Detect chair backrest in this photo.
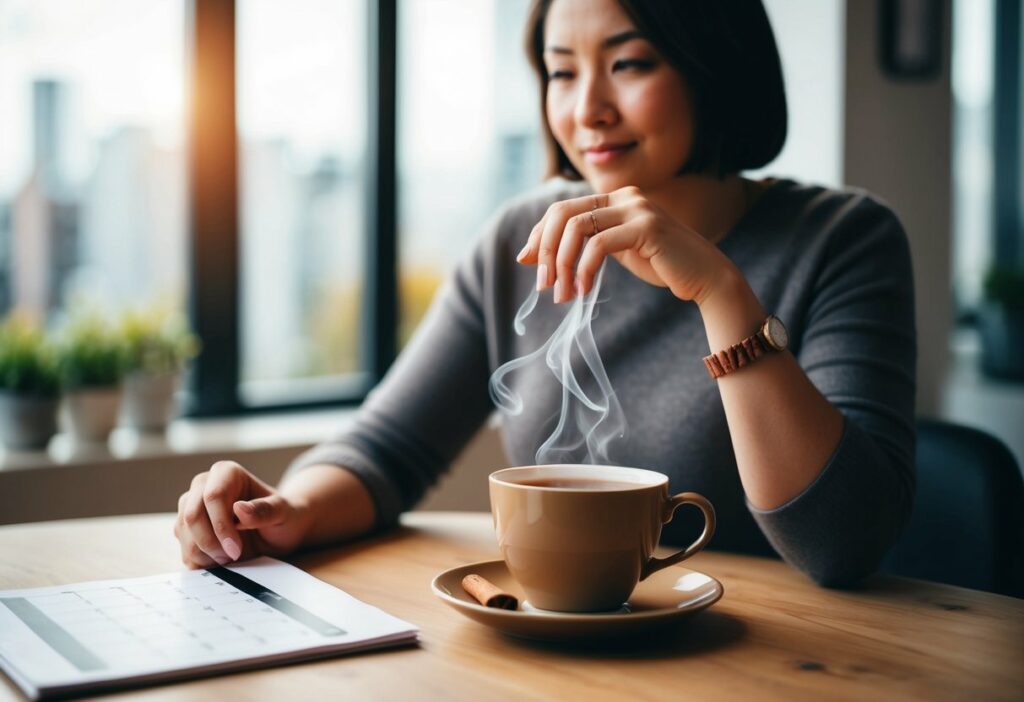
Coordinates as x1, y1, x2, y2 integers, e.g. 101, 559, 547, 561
881, 419, 1024, 598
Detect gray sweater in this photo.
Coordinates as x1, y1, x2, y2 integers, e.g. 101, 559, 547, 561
289, 177, 917, 587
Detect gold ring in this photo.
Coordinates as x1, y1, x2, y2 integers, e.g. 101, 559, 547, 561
589, 209, 599, 236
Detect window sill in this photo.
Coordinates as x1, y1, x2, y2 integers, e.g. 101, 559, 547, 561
0, 407, 358, 473
0, 408, 357, 526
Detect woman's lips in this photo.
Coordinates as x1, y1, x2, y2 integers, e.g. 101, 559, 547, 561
583, 142, 636, 165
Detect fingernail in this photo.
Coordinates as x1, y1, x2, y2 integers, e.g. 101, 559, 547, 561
222, 537, 241, 561
516, 244, 529, 262
553, 278, 564, 303
576, 279, 585, 298
214, 554, 231, 566
536, 264, 548, 291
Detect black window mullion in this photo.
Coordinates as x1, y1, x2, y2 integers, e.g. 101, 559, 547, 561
994, 0, 1022, 265
186, 0, 240, 416
364, 0, 398, 382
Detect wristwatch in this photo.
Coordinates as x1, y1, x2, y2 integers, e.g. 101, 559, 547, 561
703, 315, 788, 379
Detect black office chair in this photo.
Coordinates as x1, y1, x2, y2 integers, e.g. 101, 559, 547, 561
881, 419, 1024, 598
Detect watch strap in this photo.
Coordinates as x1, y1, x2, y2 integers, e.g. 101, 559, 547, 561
703, 330, 768, 379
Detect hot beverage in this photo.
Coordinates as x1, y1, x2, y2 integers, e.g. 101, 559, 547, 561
510, 477, 639, 490
489, 464, 715, 613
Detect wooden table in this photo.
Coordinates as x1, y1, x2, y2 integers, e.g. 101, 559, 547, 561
1, 512, 1021, 701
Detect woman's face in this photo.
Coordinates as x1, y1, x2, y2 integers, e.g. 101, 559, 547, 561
542, 0, 695, 193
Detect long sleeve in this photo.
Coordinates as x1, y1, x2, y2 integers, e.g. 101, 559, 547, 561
284, 211, 504, 529
283, 177, 919, 587
747, 194, 917, 586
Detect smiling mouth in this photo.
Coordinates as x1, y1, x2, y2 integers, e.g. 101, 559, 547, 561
583, 142, 637, 165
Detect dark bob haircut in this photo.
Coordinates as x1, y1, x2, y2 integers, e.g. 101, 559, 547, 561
524, 0, 788, 180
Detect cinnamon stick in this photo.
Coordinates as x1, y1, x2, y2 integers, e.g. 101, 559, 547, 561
461, 574, 518, 610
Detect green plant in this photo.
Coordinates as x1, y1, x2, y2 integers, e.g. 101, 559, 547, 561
119, 304, 199, 375
983, 267, 1024, 308
0, 316, 60, 397
57, 311, 128, 389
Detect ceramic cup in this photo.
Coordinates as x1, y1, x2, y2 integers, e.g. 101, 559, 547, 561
489, 464, 716, 613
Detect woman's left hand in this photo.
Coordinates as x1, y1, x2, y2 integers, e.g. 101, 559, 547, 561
516, 185, 733, 304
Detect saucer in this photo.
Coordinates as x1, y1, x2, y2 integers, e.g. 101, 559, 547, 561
431, 559, 723, 642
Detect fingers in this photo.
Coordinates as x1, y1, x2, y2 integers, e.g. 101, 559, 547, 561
576, 220, 644, 296
177, 460, 251, 566
554, 206, 621, 303
181, 473, 231, 565
538, 197, 601, 294
204, 461, 247, 561
173, 461, 278, 569
517, 194, 611, 290
534, 203, 569, 292
175, 491, 218, 569
233, 494, 289, 530
516, 220, 543, 264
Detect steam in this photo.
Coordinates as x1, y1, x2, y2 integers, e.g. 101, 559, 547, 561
489, 261, 627, 465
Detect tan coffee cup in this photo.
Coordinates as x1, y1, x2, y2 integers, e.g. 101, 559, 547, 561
489, 464, 716, 613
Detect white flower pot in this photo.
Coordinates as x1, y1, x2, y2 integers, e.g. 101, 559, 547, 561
0, 392, 59, 450
121, 371, 181, 432
62, 387, 123, 442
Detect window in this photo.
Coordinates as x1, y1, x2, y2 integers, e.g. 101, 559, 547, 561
951, 0, 996, 311
236, 0, 369, 406
396, 0, 541, 344
0, 0, 186, 323
187, 0, 392, 415
950, 0, 1023, 314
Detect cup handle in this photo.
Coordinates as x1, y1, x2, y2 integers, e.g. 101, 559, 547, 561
640, 492, 716, 580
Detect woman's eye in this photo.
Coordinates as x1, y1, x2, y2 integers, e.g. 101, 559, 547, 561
548, 69, 574, 81
612, 58, 655, 72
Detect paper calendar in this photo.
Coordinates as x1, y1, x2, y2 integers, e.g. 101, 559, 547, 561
0, 557, 418, 700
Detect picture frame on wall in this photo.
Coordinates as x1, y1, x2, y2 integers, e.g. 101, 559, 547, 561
879, 0, 944, 80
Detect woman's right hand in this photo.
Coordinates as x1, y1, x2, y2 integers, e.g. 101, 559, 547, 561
174, 461, 311, 569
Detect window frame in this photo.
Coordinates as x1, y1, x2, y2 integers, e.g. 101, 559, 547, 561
185, 0, 397, 417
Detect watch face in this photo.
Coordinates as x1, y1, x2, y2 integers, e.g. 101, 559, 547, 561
764, 316, 788, 350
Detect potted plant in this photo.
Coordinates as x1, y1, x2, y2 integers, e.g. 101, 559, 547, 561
118, 304, 199, 432
0, 316, 61, 450
978, 267, 1024, 381
56, 310, 128, 442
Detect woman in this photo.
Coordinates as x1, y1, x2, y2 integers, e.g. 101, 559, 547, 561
174, 0, 915, 586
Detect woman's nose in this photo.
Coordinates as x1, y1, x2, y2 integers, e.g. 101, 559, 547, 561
574, 75, 618, 128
